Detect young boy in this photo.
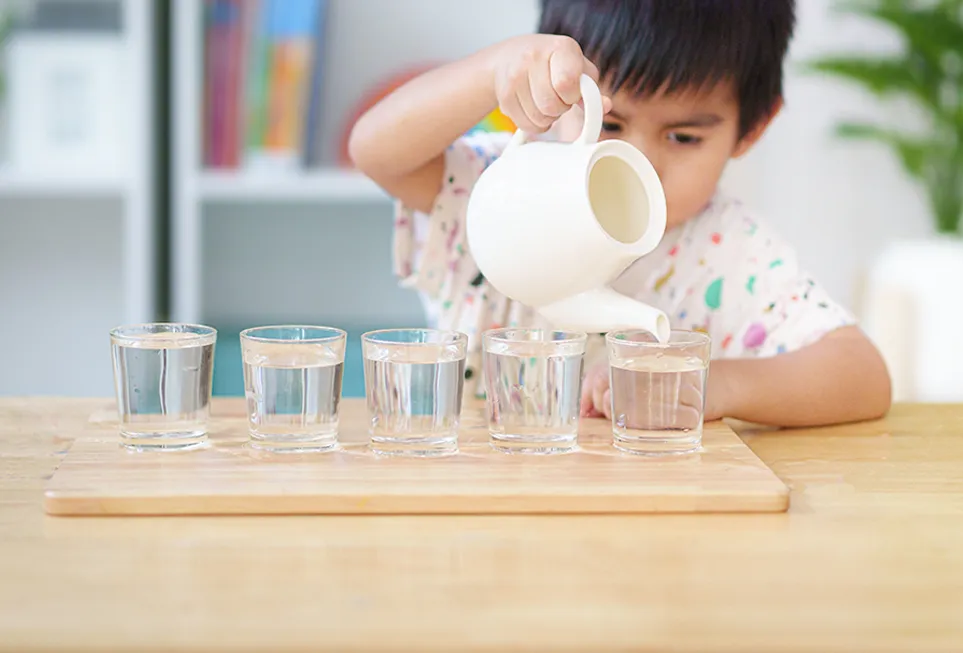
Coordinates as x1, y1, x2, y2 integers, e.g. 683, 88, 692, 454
349, 0, 892, 427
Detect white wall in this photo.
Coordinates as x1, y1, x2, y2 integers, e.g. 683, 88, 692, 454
721, 0, 933, 312
0, 199, 125, 395
316, 0, 540, 164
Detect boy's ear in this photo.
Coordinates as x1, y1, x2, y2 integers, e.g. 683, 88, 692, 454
733, 97, 783, 158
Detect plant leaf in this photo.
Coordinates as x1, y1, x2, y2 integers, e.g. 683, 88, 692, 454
805, 57, 935, 107
834, 122, 930, 178
839, 0, 963, 62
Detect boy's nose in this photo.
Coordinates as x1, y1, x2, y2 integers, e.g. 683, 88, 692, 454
632, 141, 663, 178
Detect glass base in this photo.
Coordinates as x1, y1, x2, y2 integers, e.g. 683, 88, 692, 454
248, 431, 339, 454
120, 429, 209, 452
369, 434, 458, 457
489, 431, 578, 455
613, 429, 702, 456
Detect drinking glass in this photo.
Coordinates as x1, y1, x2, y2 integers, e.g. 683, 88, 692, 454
110, 323, 216, 451
606, 330, 711, 455
240, 326, 346, 453
362, 328, 468, 457
483, 328, 587, 454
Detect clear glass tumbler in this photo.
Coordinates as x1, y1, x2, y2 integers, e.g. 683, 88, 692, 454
110, 323, 217, 451
483, 328, 587, 454
362, 328, 468, 457
240, 325, 346, 453
606, 329, 711, 455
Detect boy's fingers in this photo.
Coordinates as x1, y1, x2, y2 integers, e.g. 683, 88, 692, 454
530, 59, 569, 118
515, 76, 553, 132
592, 377, 609, 416
580, 390, 593, 416
680, 381, 704, 410
502, 93, 542, 134
498, 93, 528, 132
580, 371, 598, 415
581, 57, 600, 82
601, 389, 612, 419
549, 48, 586, 105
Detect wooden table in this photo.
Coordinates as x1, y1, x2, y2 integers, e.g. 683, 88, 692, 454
2, 398, 962, 652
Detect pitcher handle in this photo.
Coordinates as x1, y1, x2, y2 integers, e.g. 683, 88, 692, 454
505, 74, 604, 151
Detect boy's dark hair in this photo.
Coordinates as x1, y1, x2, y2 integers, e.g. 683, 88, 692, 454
539, 0, 796, 137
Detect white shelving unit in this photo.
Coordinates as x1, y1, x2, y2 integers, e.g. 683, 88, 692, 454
171, 0, 538, 396
0, 170, 127, 196
197, 169, 386, 203
0, 0, 156, 396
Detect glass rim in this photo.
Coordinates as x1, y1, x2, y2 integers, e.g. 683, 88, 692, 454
483, 327, 588, 345
361, 328, 468, 346
239, 324, 347, 344
605, 328, 710, 348
109, 322, 217, 346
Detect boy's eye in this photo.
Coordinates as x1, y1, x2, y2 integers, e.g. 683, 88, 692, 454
601, 121, 623, 133
667, 132, 702, 145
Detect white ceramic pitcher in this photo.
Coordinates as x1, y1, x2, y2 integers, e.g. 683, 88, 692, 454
465, 74, 670, 341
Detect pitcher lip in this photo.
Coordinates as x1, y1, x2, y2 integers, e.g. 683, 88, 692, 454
585, 139, 667, 256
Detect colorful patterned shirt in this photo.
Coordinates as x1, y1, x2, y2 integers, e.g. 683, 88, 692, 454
392, 132, 856, 398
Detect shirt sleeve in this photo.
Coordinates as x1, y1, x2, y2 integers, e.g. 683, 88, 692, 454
703, 206, 857, 358
392, 131, 510, 300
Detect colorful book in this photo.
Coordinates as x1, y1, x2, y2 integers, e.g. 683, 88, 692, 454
204, 0, 325, 171
248, 0, 320, 171
301, 0, 328, 167
203, 0, 241, 168
222, 0, 243, 168
243, 0, 270, 164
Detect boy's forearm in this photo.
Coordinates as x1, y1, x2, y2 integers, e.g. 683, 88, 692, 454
348, 46, 501, 180
707, 326, 892, 427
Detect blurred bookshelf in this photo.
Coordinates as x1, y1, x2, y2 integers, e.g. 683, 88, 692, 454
197, 168, 385, 202
171, 0, 538, 396
0, 169, 127, 196
0, 0, 157, 396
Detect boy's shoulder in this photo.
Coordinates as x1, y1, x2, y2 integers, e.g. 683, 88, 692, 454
681, 190, 795, 259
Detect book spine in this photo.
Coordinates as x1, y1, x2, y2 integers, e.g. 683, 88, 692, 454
235, 0, 256, 167
202, 0, 216, 167
244, 0, 271, 164
259, 0, 318, 169
301, 0, 327, 168
208, 0, 233, 168
222, 0, 242, 168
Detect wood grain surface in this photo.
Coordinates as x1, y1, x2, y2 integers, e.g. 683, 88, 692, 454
2, 398, 962, 652
44, 399, 788, 515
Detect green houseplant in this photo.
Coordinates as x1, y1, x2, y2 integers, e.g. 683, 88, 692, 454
805, 0, 963, 235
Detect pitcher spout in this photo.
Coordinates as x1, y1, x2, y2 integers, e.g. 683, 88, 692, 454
537, 287, 671, 342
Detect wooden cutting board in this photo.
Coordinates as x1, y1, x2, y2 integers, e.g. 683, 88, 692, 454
44, 399, 789, 515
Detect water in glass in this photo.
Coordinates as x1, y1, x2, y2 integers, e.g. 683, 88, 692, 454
241, 328, 345, 453
363, 330, 466, 457
111, 329, 215, 451
484, 330, 585, 454
609, 355, 708, 455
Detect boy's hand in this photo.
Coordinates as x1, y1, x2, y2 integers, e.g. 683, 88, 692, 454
491, 35, 612, 134
580, 363, 611, 418
581, 362, 715, 426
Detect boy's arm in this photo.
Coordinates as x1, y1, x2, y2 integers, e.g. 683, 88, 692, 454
706, 325, 892, 426
348, 35, 602, 213
347, 50, 495, 213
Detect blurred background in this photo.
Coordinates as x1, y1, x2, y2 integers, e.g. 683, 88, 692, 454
0, 0, 959, 402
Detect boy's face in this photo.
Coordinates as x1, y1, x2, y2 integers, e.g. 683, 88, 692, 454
556, 80, 771, 231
